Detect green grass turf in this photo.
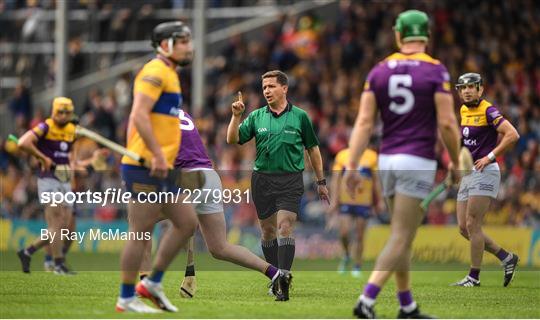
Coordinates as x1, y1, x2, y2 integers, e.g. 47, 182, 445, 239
0, 252, 539, 318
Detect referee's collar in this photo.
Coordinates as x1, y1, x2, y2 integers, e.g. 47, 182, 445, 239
266, 102, 292, 118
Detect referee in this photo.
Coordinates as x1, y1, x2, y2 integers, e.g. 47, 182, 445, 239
227, 70, 329, 301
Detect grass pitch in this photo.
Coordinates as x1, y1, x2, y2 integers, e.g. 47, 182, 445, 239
0, 251, 539, 318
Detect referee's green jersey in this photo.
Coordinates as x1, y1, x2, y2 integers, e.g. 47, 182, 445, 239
238, 104, 319, 173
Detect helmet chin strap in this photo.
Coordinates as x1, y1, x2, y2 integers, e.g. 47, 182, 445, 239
464, 98, 481, 107
156, 37, 191, 67
157, 38, 182, 65
157, 38, 174, 57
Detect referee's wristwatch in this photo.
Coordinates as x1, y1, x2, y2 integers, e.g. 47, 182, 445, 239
316, 179, 327, 186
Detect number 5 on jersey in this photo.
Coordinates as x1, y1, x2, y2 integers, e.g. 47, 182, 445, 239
389, 74, 414, 114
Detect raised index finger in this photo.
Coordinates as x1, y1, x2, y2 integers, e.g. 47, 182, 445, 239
238, 91, 243, 103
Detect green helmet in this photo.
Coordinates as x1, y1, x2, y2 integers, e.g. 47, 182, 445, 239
394, 10, 430, 43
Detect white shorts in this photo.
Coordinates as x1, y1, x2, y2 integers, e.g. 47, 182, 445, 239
37, 177, 73, 207
457, 163, 500, 201
378, 154, 437, 199
188, 168, 224, 215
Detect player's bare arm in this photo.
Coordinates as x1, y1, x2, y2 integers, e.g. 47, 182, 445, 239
130, 92, 168, 178
474, 120, 519, 171
18, 129, 54, 171
345, 91, 377, 194
435, 92, 461, 182
71, 147, 109, 172
328, 169, 341, 214
306, 146, 329, 204
227, 91, 245, 144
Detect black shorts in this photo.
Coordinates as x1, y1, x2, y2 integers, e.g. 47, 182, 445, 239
251, 171, 304, 220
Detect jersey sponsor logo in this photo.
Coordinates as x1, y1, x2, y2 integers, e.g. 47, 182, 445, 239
53, 151, 69, 158
60, 141, 68, 151
387, 59, 420, 69
463, 139, 477, 146
257, 128, 268, 133
284, 130, 297, 135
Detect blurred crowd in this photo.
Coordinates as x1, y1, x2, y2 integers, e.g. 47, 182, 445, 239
0, 0, 296, 91
1, 0, 539, 228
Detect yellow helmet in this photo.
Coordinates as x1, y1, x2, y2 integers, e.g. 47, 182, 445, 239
52, 97, 74, 116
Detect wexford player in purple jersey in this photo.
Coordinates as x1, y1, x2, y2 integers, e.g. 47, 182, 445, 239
451, 73, 520, 288
344, 10, 461, 318
16, 97, 96, 275
140, 110, 287, 299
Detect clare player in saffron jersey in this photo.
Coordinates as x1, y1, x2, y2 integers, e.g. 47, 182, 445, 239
329, 146, 383, 278
116, 21, 198, 314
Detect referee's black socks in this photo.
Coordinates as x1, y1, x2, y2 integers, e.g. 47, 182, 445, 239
261, 238, 279, 267
278, 237, 295, 271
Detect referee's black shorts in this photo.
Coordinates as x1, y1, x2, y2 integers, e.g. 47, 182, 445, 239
251, 171, 304, 220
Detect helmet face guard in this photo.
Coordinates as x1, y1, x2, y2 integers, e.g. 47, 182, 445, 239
456, 73, 483, 107
455, 73, 483, 91
52, 97, 74, 116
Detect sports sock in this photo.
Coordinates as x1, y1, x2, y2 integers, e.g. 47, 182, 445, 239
468, 268, 480, 281
185, 265, 195, 277
148, 269, 165, 283
54, 257, 65, 266
120, 283, 135, 299
261, 238, 278, 266
496, 248, 510, 262
360, 283, 381, 306
278, 237, 295, 270
45, 254, 52, 262
397, 290, 417, 313
264, 264, 279, 280
62, 242, 72, 255
24, 245, 37, 256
